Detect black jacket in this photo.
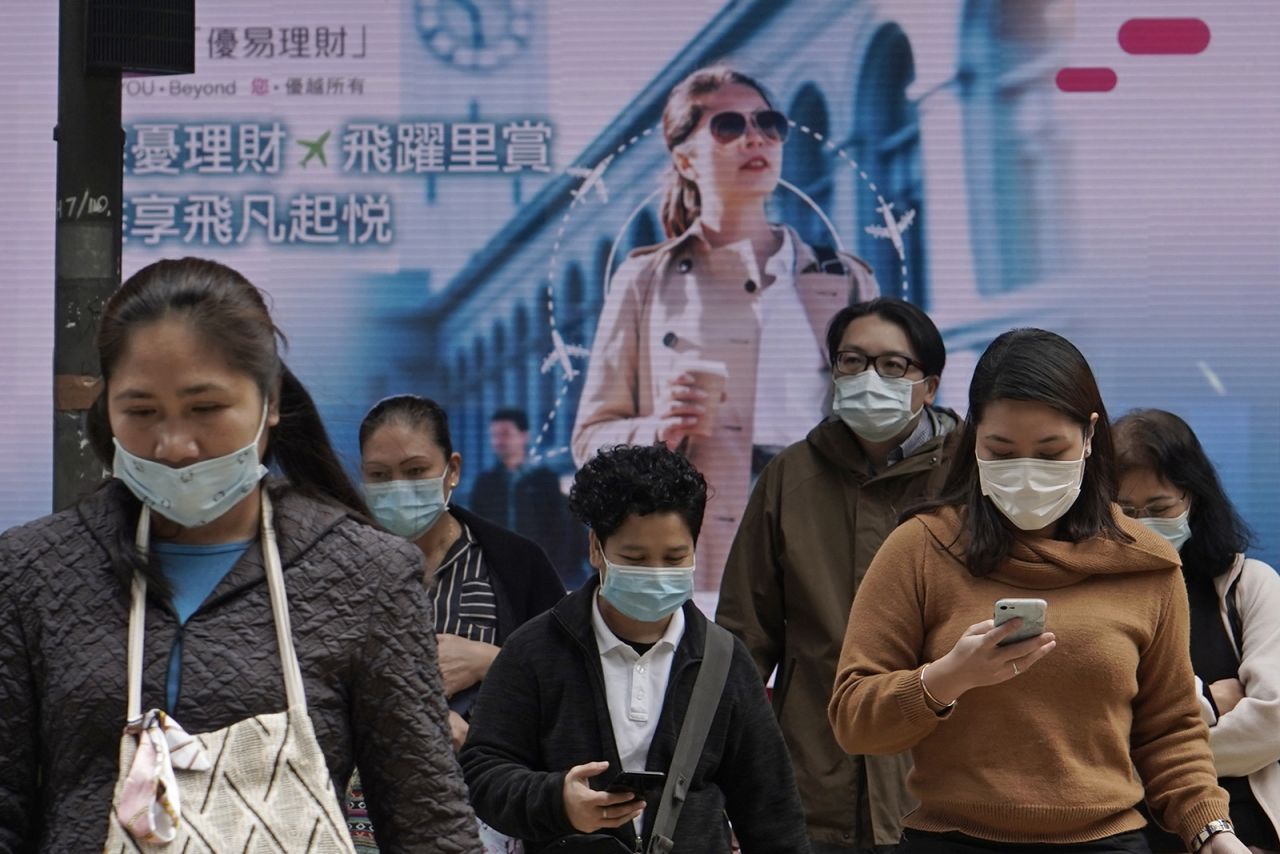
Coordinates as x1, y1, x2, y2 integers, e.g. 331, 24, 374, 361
449, 505, 565, 643
0, 480, 480, 853
460, 579, 809, 854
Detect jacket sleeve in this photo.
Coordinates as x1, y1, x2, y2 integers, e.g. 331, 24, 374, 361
460, 634, 576, 842
1209, 558, 1280, 776
715, 467, 784, 682
1131, 570, 1229, 849
716, 643, 811, 854
570, 255, 666, 465
0, 542, 35, 854
351, 544, 482, 854
829, 520, 948, 755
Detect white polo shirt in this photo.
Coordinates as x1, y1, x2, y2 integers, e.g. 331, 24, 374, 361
590, 592, 687, 773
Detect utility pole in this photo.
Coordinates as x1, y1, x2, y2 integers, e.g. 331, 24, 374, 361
52, 0, 123, 510
51, 0, 193, 510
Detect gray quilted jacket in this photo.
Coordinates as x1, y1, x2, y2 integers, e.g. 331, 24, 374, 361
0, 480, 481, 853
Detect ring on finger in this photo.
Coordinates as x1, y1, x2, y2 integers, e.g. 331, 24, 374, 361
602, 806, 609, 819
1012, 661, 1020, 676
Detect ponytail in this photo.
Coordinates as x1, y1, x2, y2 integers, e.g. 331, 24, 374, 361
269, 364, 371, 519
659, 171, 701, 239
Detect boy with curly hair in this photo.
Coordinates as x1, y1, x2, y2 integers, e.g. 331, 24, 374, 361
461, 444, 809, 853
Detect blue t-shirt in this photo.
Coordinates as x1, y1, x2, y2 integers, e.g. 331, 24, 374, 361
151, 539, 252, 711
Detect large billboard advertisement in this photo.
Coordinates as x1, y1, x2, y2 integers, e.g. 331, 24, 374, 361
2, 1, 1277, 598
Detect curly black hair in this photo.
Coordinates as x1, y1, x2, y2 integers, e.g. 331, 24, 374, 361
569, 445, 708, 545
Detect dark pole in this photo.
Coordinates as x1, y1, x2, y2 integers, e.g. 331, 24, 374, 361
52, 0, 123, 510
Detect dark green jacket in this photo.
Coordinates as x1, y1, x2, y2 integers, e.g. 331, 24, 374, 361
716, 410, 960, 847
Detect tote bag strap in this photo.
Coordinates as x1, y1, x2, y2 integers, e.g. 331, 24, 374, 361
126, 490, 306, 722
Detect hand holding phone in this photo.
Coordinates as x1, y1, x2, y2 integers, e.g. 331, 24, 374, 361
920, 601, 1058, 705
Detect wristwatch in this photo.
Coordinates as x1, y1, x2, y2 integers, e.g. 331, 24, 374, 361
1192, 818, 1235, 850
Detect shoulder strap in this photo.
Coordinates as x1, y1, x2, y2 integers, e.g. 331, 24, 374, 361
1226, 570, 1245, 661
647, 621, 734, 854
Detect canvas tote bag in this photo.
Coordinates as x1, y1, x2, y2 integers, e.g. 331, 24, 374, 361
104, 492, 357, 853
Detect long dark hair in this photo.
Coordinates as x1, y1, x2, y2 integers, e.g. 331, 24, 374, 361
1114, 409, 1250, 582
909, 328, 1129, 577
359, 394, 453, 457
87, 257, 370, 593
659, 66, 775, 239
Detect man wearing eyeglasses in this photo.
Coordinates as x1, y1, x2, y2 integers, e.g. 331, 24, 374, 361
717, 298, 961, 853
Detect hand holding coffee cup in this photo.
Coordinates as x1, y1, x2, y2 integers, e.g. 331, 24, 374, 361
656, 358, 728, 448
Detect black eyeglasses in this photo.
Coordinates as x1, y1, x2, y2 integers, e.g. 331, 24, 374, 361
832, 350, 924, 379
708, 110, 790, 145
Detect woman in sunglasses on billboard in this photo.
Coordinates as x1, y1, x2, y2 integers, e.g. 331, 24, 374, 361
572, 66, 879, 592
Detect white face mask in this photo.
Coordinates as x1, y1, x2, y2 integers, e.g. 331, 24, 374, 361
1139, 509, 1192, 551
364, 473, 451, 541
113, 406, 270, 529
832, 372, 924, 442
976, 448, 1087, 531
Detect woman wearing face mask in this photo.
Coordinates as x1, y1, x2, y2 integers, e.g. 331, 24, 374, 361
460, 444, 808, 853
1113, 409, 1280, 854
571, 65, 879, 594
348, 395, 565, 852
718, 297, 961, 852
0, 258, 478, 851
830, 329, 1245, 854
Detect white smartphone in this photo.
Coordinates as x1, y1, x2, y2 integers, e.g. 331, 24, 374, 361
994, 598, 1047, 647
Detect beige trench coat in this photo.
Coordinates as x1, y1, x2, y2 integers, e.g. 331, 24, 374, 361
571, 221, 878, 591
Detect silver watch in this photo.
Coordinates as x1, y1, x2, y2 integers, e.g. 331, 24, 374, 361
1192, 818, 1235, 850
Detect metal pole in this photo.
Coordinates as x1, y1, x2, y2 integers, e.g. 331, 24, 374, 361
53, 0, 123, 510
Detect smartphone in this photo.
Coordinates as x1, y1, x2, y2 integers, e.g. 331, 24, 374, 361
994, 598, 1047, 647
605, 771, 666, 802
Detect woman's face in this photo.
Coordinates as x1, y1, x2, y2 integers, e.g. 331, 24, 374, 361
975, 399, 1096, 463
1118, 466, 1189, 520
107, 317, 277, 467
672, 83, 783, 208
361, 418, 460, 489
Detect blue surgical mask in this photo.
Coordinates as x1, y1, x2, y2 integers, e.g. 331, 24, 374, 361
365, 474, 450, 541
599, 556, 695, 623
1140, 509, 1192, 552
113, 406, 269, 529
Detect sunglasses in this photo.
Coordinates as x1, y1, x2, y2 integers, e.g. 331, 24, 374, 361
707, 110, 790, 145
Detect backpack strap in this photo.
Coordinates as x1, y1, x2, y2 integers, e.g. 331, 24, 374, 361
646, 622, 734, 854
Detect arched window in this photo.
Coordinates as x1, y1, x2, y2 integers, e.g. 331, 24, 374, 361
556, 263, 587, 451
780, 83, 834, 250
855, 24, 929, 307
960, 0, 1068, 294
513, 303, 531, 415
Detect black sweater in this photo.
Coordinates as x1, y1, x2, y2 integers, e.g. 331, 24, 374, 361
460, 578, 810, 854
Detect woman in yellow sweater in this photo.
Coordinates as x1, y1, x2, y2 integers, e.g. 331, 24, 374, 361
829, 328, 1244, 854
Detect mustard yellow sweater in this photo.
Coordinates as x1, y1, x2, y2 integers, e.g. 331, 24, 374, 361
829, 507, 1229, 850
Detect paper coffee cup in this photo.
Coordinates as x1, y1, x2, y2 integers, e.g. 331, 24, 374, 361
676, 357, 728, 437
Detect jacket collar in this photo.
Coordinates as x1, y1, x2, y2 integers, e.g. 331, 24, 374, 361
807, 407, 961, 479
657, 219, 825, 271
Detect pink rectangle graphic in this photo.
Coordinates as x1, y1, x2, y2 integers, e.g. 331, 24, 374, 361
1056, 68, 1118, 93
1119, 18, 1211, 55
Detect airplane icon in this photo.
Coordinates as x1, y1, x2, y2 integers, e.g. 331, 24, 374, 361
864, 200, 916, 262
297, 130, 331, 168
567, 154, 615, 204
540, 328, 590, 382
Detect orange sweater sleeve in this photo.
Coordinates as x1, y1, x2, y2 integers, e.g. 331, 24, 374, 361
1130, 568, 1230, 848
829, 519, 948, 755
